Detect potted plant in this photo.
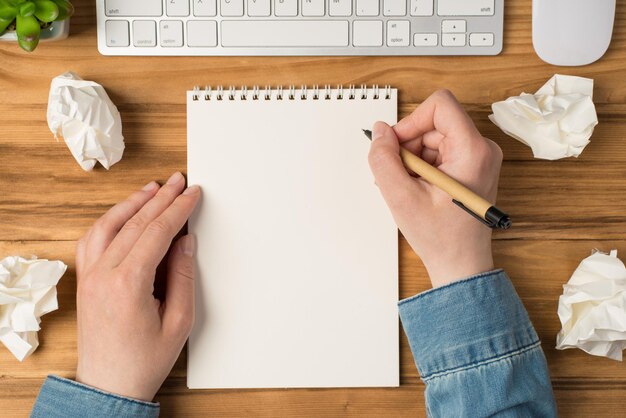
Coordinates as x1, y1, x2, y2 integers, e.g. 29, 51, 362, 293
0, 0, 73, 52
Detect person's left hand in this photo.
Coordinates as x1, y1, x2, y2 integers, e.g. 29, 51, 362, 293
75, 172, 201, 401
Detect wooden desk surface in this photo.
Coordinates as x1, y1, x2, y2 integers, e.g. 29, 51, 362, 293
2, 1, 626, 416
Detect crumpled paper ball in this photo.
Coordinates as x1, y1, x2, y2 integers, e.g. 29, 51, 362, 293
47, 71, 125, 171
556, 250, 626, 361
0, 256, 67, 361
489, 74, 598, 160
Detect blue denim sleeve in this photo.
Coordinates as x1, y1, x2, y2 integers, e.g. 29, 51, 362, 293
31, 375, 159, 418
399, 270, 557, 417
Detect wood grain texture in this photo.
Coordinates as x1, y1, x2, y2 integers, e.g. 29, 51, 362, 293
2, 0, 626, 416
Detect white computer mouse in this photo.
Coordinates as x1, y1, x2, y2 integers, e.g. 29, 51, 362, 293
532, 0, 616, 66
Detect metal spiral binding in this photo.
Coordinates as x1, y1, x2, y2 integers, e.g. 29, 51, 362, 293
336, 85, 344, 99
360, 84, 368, 99
324, 84, 332, 99
192, 85, 393, 101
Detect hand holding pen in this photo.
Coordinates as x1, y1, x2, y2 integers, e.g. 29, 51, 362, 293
368, 90, 505, 288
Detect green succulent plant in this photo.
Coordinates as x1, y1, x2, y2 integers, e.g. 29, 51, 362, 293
0, 0, 73, 52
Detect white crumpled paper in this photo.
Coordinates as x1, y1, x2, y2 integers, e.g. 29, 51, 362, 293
490, 74, 598, 160
0, 256, 67, 361
47, 71, 125, 171
556, 250, 626, 361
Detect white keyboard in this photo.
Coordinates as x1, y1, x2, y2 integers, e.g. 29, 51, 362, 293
96, 0, 503, 56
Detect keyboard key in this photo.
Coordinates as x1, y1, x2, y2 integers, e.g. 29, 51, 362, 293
414, 33, 437, 46
194, 0, 217, 16
442, 33, 466, 46
187, 20, 218, 46
383, 0, 406, 17
275, 0, 298, 16
329, 0, 351, 16
105, 20, 129, 46
356, 0, 378, 16
387, 20, 409, 46
133, 20, 157, 47
221, 0, 244, 16
167, 0, 190, 16
469, 32, 494, 46
438, 0, 494, 16
248, 0, 270, 16
302, 0, 324, 16
410, 0, 433, 16
353, 20, 383, 46
442, 20, 466, 33
160, 20, 184, 46
105, 0, 162, 17
221, 21, 349, 46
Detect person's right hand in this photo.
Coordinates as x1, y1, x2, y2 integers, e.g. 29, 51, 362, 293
368, 90, 503, 288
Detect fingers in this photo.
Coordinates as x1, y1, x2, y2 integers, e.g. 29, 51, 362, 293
123, 186, 201, 275
368, 121, 425, 206
393, 89, 479, 142
420, 148, 441, 166
162, 234, 195, 338
83, 182, 160, 269
103, 172, 187, 267
400, 136, 423, 156
422, 130, 445, 151
402, 130, 445, 156
75, 228, 91, 281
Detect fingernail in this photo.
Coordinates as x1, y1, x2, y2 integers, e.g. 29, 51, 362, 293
142, 181, 158, 191
183, 185, 200, 195
166, 172, 184, 185
181, 234, 195, 257
372, 122, 386, 141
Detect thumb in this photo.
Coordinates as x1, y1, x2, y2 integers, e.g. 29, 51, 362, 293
163, 234, 195, 338
368, 121, 420, 204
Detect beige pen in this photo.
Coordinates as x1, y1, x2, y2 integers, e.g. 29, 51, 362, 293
363, 129, 511, 230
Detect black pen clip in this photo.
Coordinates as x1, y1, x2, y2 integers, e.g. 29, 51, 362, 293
452, 200, 496, 228
452, 200, 512, 230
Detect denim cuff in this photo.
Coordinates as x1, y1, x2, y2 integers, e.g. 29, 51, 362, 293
398, 270, 540, 381
31, 375, 159, 418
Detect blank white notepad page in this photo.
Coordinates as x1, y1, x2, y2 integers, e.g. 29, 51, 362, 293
187, 86, 399, 389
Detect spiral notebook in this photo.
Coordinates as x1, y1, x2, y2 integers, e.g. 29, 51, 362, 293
187, 85, 399, 389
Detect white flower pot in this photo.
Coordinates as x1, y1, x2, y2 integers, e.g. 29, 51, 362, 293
0, 18, 69, 42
